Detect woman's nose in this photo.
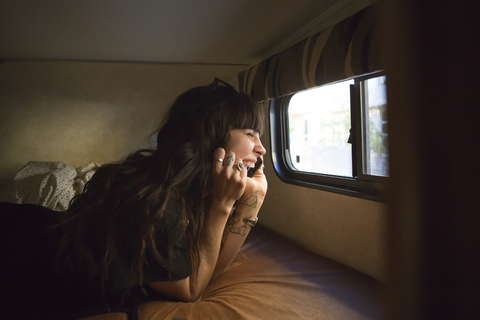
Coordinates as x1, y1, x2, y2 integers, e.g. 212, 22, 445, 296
255, 138, 266, 156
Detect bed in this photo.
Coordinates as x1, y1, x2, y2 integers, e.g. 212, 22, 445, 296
1, 162, 383, 320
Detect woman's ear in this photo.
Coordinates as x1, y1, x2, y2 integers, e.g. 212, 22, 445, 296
221, 132, 231, 149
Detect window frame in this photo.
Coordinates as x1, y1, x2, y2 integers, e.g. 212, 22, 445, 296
269, 71, 387, 202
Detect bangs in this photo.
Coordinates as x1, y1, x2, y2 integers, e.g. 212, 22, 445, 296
226, 95, 264, 135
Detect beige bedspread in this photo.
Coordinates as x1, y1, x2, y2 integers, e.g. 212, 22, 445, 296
84, 223, 382, 320
134, 225, 383, 320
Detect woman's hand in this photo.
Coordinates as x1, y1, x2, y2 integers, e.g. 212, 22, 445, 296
245, 157, 268, 199
207, 148, 248, 211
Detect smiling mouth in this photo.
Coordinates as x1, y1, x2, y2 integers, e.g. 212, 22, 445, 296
243, 160, 256, 167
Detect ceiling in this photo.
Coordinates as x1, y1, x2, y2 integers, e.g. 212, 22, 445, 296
0, 0, 359, 67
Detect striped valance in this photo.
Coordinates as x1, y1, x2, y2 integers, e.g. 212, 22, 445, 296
238, 5, 382, 101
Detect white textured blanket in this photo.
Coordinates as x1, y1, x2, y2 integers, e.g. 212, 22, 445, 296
0, 161, 99, 211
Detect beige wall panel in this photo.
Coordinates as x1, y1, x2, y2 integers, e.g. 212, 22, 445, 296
0, 60, 246, 185
259, 102, 387, 281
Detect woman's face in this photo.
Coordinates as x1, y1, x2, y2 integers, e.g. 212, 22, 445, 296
225, 129, 266, 167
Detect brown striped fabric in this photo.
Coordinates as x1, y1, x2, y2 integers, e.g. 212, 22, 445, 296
238, 5, 382, 101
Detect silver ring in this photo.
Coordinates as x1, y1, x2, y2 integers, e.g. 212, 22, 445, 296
217, 159, 223, 163
235, 162, 245, 171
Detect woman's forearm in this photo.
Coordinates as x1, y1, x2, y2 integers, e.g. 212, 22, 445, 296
213, 189, 264, 278
188, 202, 232, 300
149, 202, 231, 302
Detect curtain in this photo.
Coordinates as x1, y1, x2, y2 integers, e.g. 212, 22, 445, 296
238, 5, 382, 102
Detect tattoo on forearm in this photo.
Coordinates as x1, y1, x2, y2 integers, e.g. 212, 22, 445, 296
240, 190, 257, 208
226, 155, 234, 166
221, 210, 249, 249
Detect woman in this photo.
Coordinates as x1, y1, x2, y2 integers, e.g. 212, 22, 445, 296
0, 78, 267, 319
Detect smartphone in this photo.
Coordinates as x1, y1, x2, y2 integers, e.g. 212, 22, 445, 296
247, 157, 263, 178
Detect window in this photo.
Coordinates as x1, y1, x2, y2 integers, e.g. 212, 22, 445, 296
361, 76, 388, 177
270, 72, 387, 201
288, 79, 354, 177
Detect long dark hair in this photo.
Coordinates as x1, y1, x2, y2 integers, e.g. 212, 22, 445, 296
57, 81, 264, 297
